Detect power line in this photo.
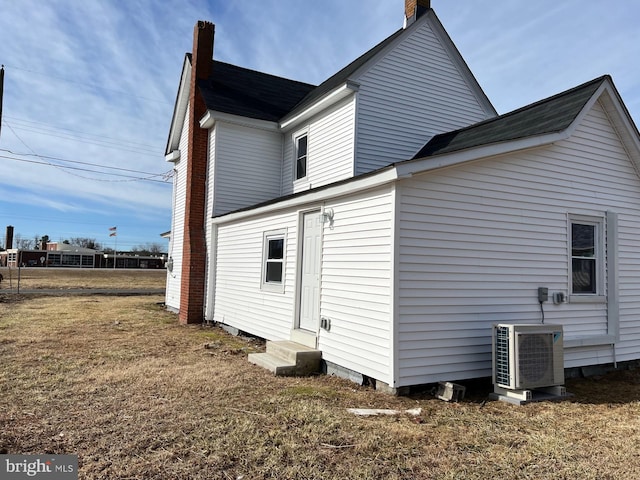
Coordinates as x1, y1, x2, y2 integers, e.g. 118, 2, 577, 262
0, 154, 172, 184
4, 64, 173, 105
0, 147, 163, 176
4, 115, 160, 150
7, 124, 160, 157
2, 123, 172, 183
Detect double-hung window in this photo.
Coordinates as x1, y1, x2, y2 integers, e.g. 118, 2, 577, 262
570, 216, 604, 296
295, 134, 308, 180
262, 230, 286, 292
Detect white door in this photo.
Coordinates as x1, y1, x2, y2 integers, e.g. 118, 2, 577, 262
298, 212, 321, 332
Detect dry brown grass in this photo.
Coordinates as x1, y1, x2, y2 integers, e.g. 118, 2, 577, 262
0, 267, 165, 290
1, 271, 640, 479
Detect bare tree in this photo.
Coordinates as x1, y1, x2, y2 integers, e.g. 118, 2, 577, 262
14, 234, 34, 249
65, 237, 103, 250
131, 242, 166, 255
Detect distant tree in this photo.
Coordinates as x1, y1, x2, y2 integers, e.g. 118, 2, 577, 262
63, 240, 70, 245
15, 234, 34, 249
65, 237, 103, 250
131, 242, 165, 255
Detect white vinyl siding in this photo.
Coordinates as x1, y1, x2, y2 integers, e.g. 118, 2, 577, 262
213, 122, 283, 216
213, 211, 299, 341
282, 97, 355, 195
165, 104, 190, 311
396, 100, 640, 386
318, 187, 394, 384
203, 124, 217, 316
355, 19, 492, 175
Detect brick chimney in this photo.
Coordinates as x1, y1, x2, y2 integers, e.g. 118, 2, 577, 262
179, 20, 214, 325
405, 0, 431, 27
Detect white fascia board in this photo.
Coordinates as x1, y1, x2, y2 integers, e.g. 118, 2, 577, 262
596, 82, 640, 174
165, 57, 191, 155
165, 150, 180, 163
349, 17, 425, 84
426, 10, 497, 117
212, 168, 398, 225
199, 109, 280, 132
279, 81, 359, 131
396, 131, 569, 178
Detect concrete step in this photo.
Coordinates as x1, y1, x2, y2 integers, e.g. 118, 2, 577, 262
248, 352, 298, 376
248, 340, 322, 376
266, 340, 322, 365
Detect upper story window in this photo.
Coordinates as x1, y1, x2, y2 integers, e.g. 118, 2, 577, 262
295, 134, 308, 180
570, 216, 604, 295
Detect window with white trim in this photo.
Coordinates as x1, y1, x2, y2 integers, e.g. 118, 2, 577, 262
262, 230, 286, 291
295, 134, 308, 180
570, 216, 604, 295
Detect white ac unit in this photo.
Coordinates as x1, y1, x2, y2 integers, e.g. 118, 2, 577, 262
492, 323, 564, 390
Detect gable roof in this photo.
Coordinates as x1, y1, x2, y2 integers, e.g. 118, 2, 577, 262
282, 9, 496, 125
196, 8, 495, 128
197, 58, 316, 122
288, 28, 406, 115
213, 74, 640, 224
414, 75, 608, 159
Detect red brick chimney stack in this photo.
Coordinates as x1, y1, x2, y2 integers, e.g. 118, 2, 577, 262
179, 20, 214, 325
405, 0, 431, 27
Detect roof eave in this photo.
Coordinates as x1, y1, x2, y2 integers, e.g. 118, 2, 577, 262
398, 131, 569, 178
165, 54, 192, 155
279, 81, 359, 131
595, 79, 640, 175
200, 109, 280, 132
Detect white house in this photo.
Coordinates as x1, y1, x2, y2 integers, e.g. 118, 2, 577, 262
164, 0, 640, 392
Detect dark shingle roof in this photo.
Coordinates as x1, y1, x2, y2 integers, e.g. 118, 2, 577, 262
198, 60, 316, 122
414, 75, 608, 159
197, 26, 404, 123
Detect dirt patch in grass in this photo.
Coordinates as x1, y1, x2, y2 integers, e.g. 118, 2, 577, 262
1, 295, 640, 479
0, 267, 165, 290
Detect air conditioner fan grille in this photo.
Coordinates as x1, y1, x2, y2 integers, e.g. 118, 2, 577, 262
518, 333, 554, 385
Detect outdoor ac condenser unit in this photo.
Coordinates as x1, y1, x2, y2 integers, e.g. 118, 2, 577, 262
492, 323, 564, 390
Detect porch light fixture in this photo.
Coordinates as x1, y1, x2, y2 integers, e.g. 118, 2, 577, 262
321, 208, 334, 225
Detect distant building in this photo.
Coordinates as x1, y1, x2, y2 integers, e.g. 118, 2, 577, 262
0, 242, 166, 269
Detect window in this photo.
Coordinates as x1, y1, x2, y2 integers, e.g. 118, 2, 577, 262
570, 216, 603, 295
262, 230, 286, 291
295, 134, 307, 180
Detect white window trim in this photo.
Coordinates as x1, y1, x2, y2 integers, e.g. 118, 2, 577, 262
293, 129, 309, 183
568, 214, 605, 299
261, 229, 287, 293
563, 211, 620, 348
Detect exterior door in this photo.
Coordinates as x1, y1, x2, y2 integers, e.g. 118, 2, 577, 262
298, 212, 321, 332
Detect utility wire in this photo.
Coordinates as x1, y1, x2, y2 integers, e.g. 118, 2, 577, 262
4, 115, 159, 150
7, 124, 160, 157
0, 153, 172, 183
0, 147, 162, 176
4, 64, 172, 105
3, 123, 171, 183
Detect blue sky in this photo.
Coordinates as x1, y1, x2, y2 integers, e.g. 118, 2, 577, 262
1, 0, 639, 251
